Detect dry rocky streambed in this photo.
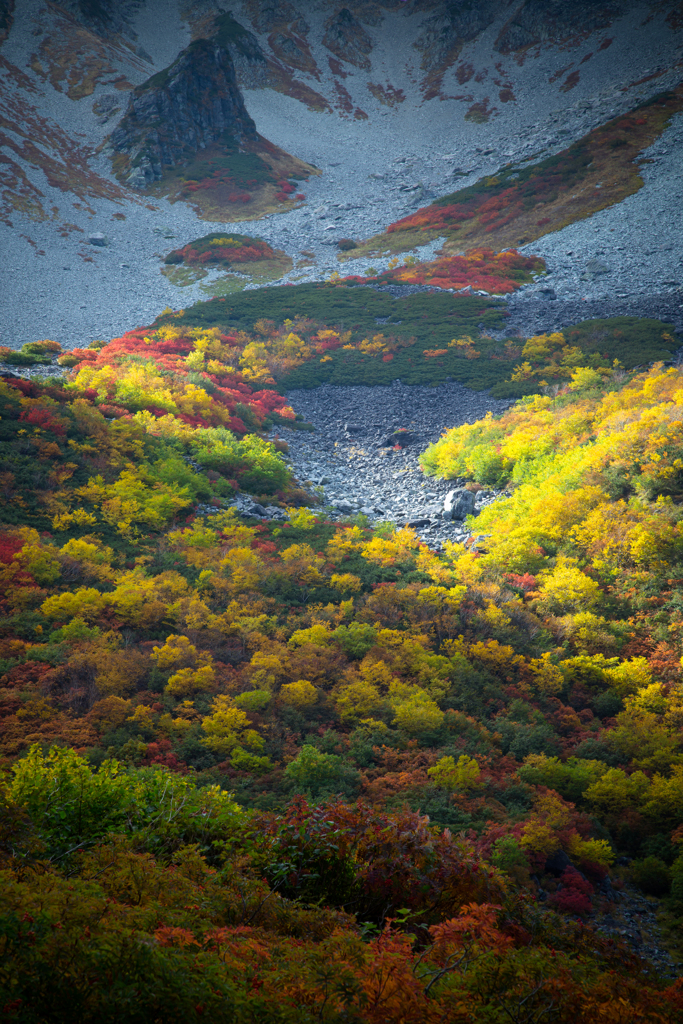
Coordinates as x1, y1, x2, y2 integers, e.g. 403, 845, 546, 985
228, 379, 512, 546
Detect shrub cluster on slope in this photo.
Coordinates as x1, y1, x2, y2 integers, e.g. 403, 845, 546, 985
55, 322, 301, 431
161, 232, 294, 293
349, 86, 683, 258
164, 232, 278, 267
0, 340, 61, 366
150, 286, 678, 397
498, 320, 679, 391
3, 356, 683, 1011
4, 370, 683, 1012
160, 137, 310, 217
365, 247, 546, 295
419, 364, 683, 905
0, 365, 300, 540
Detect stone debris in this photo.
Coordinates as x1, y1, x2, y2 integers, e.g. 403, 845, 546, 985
592, 886, 680, 977
253, 378, 512, 550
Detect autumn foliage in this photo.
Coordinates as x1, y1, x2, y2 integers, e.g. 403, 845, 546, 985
56, 320, 300, 431
2, 752, 683, 1023
164, 232, 278, 268
374, 248, 545, 295
4, 330, 683, 1014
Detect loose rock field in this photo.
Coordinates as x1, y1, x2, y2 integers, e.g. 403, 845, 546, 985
257, 379, 512, 547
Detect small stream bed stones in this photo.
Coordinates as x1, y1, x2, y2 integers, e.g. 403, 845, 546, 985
261, 379, 512, 548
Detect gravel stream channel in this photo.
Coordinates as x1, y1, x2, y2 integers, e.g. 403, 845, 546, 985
229, 377, 514, 547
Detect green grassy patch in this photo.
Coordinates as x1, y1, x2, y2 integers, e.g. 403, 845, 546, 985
164, 138, 274, 194
161, 264, 207, 288
198, 274, 252, 297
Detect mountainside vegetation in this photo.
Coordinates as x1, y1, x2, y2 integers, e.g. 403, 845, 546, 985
3, 2, 683, 1016
348, 85, 683, 259
3, 307, 683, 1017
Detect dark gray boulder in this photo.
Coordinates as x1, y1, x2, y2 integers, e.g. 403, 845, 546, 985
379, 429, 415, 449
544, 849, 571, 876
322, 8, 373, 70
443, 488, 477, 521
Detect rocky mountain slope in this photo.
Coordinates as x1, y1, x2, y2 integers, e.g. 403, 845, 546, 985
109, 32, 259, 189
0, 0, 681, 350
3, 6, 683, 998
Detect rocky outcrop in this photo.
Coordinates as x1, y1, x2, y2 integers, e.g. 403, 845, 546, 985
212, 13, 270, 79
414, 1, 499, 72
414, 0, 500, 97
60, 0, 140, 40
443, 488, 478, 521
0, 0, 14, 44
323, 8, 374, 70
378, 429, 416, 449
496, 0, 623, 52
213, 9, 326, 102
109, 34, 258, 188
241, 1, 315, 76
414, 0, 626, 96
246, 0, 308, 36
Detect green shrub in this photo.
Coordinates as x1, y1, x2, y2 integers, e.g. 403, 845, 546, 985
670, 855, 683, 901
284, 745, 359, 798
630, 856, 671, 896
332, 622, 377, 659
7, 744, 242, 860
234, 690, 272, 712
491, 835, 528, 874
518, 755, 608, 803
466, 444, 514, 486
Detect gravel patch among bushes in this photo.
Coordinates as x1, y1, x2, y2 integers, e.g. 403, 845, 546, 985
266, 379, 513, 549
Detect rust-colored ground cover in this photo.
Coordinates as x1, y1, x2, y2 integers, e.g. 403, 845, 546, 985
347, 85, 683, 260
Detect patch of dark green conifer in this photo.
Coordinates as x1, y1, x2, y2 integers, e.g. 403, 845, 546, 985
152, 286, 680, 397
